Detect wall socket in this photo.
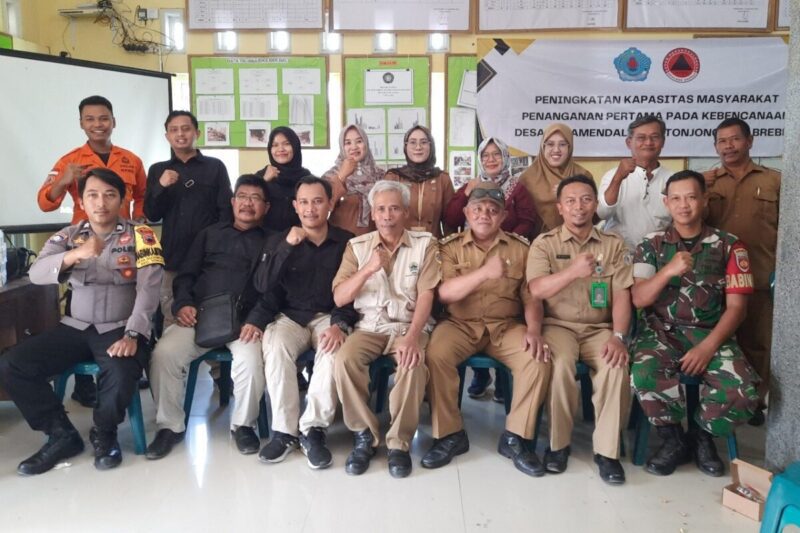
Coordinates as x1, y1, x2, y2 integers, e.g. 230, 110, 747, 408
136, 7, 159, 21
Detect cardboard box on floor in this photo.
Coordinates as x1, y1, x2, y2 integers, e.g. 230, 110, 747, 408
723, 459, 773, 521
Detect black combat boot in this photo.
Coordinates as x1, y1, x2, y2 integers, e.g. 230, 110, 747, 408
17, 412, 84, 476
645, 423, 691, 476
692, 429, 725, 477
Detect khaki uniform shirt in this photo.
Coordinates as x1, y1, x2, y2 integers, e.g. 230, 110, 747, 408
706, 161, 780, 290
526, 225, 633, 330
29, 218, 164, 337
384, 171, 456, 238
440, 229, 531, 345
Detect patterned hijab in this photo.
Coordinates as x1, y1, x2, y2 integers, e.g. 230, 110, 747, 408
392, 125, 442, 183
477, 137, 517, 199
322, 124, 384, 228
267, 126, 311, 185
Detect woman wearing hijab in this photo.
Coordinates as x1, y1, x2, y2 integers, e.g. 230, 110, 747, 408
519, 123, 594, 232
322, 124, 384, 236
384, 126, 455, 238
255, 126, 312, 231
444, 137, 538, 241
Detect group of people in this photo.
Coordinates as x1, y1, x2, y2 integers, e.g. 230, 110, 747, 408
0, 95, 779, 487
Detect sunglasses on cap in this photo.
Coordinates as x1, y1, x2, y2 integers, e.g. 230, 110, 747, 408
469, 187, 504, 203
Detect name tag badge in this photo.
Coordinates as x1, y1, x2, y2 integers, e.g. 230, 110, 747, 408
590, 281, 608, 309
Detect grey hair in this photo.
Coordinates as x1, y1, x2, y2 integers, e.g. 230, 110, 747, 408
627, 114, 666, 138
368, 180, 410, 208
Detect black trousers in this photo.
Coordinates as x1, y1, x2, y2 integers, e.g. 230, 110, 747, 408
0, 324, 148, 432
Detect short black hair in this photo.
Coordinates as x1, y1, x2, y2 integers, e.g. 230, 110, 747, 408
234, 174, 270, 202
627, 114, 666, 137
713, 118, 751, 142
78, 168, 126, 199
295, 176, 332, 199
665, 169, 706, 194
79, 95, 113, 116
557, 174, 598, 199
164, 110, 199, 130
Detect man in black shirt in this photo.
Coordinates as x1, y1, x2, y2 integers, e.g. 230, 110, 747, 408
145, 175, 269, 459
144, 110, 232, 328
246, 176, 357, 469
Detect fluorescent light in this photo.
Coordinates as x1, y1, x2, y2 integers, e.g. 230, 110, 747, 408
428, 33, 449, 52
215, 31, 237, 52
270, 31, 290, 52
321, 31, 341, 53
373, 33, 396, 53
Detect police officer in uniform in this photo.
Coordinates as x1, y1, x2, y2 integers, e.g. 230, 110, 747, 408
631, 170, 759, 477
527, 175, 632, 485
422, 182, 551, 477
0, 168, 163, 475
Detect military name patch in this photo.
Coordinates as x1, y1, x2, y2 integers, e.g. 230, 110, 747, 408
556, 254, 571, 260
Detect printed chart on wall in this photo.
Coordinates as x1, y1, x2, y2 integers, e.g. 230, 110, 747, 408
625, 0, 770, 30
777, 0, 790, 30
478, 0, 619, 31
189, 56, 328, 149
343, 56, 431, 169
332, 0, 470, 31
187, 0, 323, 30
446, 55, 477, 190
476, 37, 787, 158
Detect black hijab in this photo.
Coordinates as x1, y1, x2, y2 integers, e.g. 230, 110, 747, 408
392, 125, 442, 183
267, 126, 311, 185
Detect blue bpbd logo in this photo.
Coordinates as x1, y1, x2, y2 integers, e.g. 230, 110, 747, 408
614, 47, 651, 82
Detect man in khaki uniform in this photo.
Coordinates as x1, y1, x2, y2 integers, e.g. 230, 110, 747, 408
421, 182, 551, 477
527, 175, 633, 485
703, 117, 780, 424
333, 180, 440, 478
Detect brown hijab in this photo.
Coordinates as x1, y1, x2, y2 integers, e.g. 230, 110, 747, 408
520, 123, 593, 232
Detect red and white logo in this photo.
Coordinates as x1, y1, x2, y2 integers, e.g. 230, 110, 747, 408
663, 48, 700, 83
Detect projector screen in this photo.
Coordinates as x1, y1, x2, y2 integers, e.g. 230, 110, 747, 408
0, 49, 172, 231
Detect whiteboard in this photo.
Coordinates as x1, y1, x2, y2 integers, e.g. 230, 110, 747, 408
0, 50, 171, 230
332, 0, 470, 31
479, 0, 619, 31
187, 0, 323, 30
625, 0, 770, 30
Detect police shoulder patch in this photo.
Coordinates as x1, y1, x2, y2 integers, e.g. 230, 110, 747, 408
439, 232, 460, 245
48, 231, 68, 244
134, 224, 164, 268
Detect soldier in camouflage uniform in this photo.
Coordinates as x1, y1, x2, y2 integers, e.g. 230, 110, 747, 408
630, 170, 759, 478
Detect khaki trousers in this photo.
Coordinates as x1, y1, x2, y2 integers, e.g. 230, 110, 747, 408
737, 289, 773, 401
542, 324, 629, 459
159, 270, 177, 329
426, 319, 551, 439
334, 329, 429, 451
262, 313, 339, 436
149, 324, 263, 433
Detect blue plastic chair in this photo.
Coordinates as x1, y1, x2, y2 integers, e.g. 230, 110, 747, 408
631, 373, 739, 465
55, 362, 147, 455
761, 462, 800, 533
457, 353, 513, 414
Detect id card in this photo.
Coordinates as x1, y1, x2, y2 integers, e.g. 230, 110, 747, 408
590, 281, 608, 308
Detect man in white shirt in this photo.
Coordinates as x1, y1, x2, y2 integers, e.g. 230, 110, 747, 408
598, 115, 672, 250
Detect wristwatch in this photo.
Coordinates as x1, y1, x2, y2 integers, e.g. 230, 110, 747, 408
124, 330, 139, 340
333, 320, 353, 335
613, 331, 629, 345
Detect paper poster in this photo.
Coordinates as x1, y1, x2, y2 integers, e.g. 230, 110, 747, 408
195, 68, 234, 94
246, 121, 271, 147
479, 0, 619, 30
387, 134, 406, 160
347, 108, 386, 133
457, 70, 477, 109
196, 95, 235, 121
388, 108, 426, 134
449, 150, 475, 190
282, 68, 321, 95
291, 125, 314, 146
448, 107, 476, 147
204, 122, 230, 146
365, 69, 414, 105
367, 134, 387, 160
289, 95, 314, 124
239, 68, 278, 94
626, 0, 769, 29
240, 94, 279, 120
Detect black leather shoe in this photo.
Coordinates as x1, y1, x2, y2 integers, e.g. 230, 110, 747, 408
146, 428, 185, 460
421, 430, 469, 469
71, 374, 97, 408
345, 430, 376, 476
594, 454, 626, 485
388, 449, 412, 478
747, 406, 766, 427
645, 424, 691, 476
497, 430, 545, 477
90, 427, 122, 471
17, 415, 84, 476
232, 426, 260, 455
543, 446, 570, 474
692, 429, 725, 477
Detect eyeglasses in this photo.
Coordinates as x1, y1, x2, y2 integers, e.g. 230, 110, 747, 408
544, 141, 569, 150
234, 193, 266, 203
480, 151, 503, 161
632, 134, 663, 144
406, 140, 430, 148
469, 187, 504, 203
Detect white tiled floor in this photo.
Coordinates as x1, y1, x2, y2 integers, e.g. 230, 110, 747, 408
0, 372, 765, 533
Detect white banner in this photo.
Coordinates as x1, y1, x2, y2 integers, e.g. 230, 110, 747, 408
477, 38, 788, 158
